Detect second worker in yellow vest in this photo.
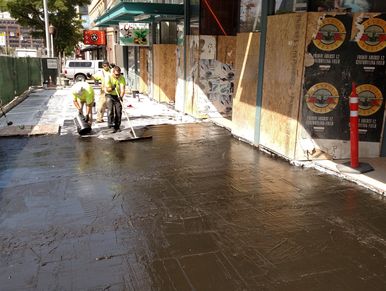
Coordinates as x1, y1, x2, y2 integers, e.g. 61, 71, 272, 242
105, 66, 126, 133
91, 60, 111, 123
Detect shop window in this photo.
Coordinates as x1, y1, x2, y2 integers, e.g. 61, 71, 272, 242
200, 0, 239, 36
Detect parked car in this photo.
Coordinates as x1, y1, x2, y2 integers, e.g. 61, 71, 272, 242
63, 59, 104, 82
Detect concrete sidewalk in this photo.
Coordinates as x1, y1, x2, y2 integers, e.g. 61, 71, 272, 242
1, 119, 386, 290
0, 86, 199, 137
298, 158, 386, 196
1, 86, 386, 196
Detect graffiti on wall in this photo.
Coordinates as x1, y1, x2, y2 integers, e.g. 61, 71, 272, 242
197, 59, 234, 117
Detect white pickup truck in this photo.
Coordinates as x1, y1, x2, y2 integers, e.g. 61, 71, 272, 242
63, 59, 104, 82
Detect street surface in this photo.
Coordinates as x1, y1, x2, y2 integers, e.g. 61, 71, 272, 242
0, 88, 385, 290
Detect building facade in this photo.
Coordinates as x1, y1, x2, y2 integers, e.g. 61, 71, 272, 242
87, 0, 386, 160
0, 12, 45, 56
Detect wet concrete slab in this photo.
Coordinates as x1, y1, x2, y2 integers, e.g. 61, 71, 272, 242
0, 123, 386, 290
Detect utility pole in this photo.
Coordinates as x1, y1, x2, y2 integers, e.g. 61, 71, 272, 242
43, 0, 51, 57
5, 24, 9, 55
49, 24, 54, 57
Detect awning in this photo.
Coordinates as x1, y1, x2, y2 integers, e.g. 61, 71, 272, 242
94, 1, 184, 27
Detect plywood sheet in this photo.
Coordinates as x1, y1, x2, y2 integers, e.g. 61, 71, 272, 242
231, 32, 260, 143
139, 47, 149, 94
260, 13, 307, 159
185, 35, 200, 116
153, 44, 177, 103
217, 36, 237, 65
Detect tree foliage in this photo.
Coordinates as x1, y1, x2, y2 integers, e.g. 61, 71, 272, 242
5, 0, 91, 55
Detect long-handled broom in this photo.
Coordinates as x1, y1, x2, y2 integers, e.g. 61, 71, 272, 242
116, 88, 152, 141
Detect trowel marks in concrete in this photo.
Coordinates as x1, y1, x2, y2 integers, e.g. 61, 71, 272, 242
0, 123, 385, 290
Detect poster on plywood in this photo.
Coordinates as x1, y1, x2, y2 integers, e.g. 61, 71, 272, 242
350, 14, 386, 142
199, 36, 216, 60
197, 59, 234, 117
302, 14, 353, 141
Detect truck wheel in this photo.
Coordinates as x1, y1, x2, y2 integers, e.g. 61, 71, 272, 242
75, 74, 86, 82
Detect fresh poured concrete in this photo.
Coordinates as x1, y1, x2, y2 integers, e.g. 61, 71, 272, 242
0, 123, 385, 290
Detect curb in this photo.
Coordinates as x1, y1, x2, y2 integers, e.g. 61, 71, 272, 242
300, 159, 386, 197
1, 86, 40, 115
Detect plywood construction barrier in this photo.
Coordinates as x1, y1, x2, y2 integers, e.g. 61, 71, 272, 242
298, 12, 386, 160
139, 47, 149, 94
217, 36, 237, 66
153, 44, 177, 103
182, 35, 237, 119
260, 13, 307, 159
196, 35, 236, 119
259, 12, 386, 160
185, 35, 200, 116
231, 32, 260, 143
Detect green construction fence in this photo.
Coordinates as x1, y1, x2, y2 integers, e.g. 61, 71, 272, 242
0, 56, 43, 106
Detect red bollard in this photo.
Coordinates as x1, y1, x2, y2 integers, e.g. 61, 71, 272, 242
337, 82, 373, 174
349, 83, 359, 168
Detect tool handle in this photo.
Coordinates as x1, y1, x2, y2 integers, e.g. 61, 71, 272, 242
116, 89, 137, 138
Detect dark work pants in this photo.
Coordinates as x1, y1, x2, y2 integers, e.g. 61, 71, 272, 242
106, 94, 122, 130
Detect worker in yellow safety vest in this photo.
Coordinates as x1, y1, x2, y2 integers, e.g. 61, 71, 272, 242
71, 81, 95, 125
89, 60, 111, 123
105, 66, 126, 133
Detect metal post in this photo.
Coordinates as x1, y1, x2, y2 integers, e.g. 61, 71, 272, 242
182, 0, 190, 113
43, 0, 51, 57
50, 33, 54, 57
134, 46, 138, 90
49, 24, 55, 57
5, 24, 9, 55
254, 0, 275, 145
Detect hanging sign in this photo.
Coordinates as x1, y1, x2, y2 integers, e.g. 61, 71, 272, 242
119, 23, 150, 46
83, 30, 106, 45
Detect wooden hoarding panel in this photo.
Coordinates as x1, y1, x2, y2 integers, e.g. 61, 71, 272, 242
231, 32, 260, 143
260, 13, 307, 159
185, 35, 200, 115
139, 47, 149, 94
217, 36, 237, 65
153, 44, 177, 103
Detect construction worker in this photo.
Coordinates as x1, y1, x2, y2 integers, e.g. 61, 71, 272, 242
89, 60, 111, 123
71, 81, 95, 125
105, 66, 126, 133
